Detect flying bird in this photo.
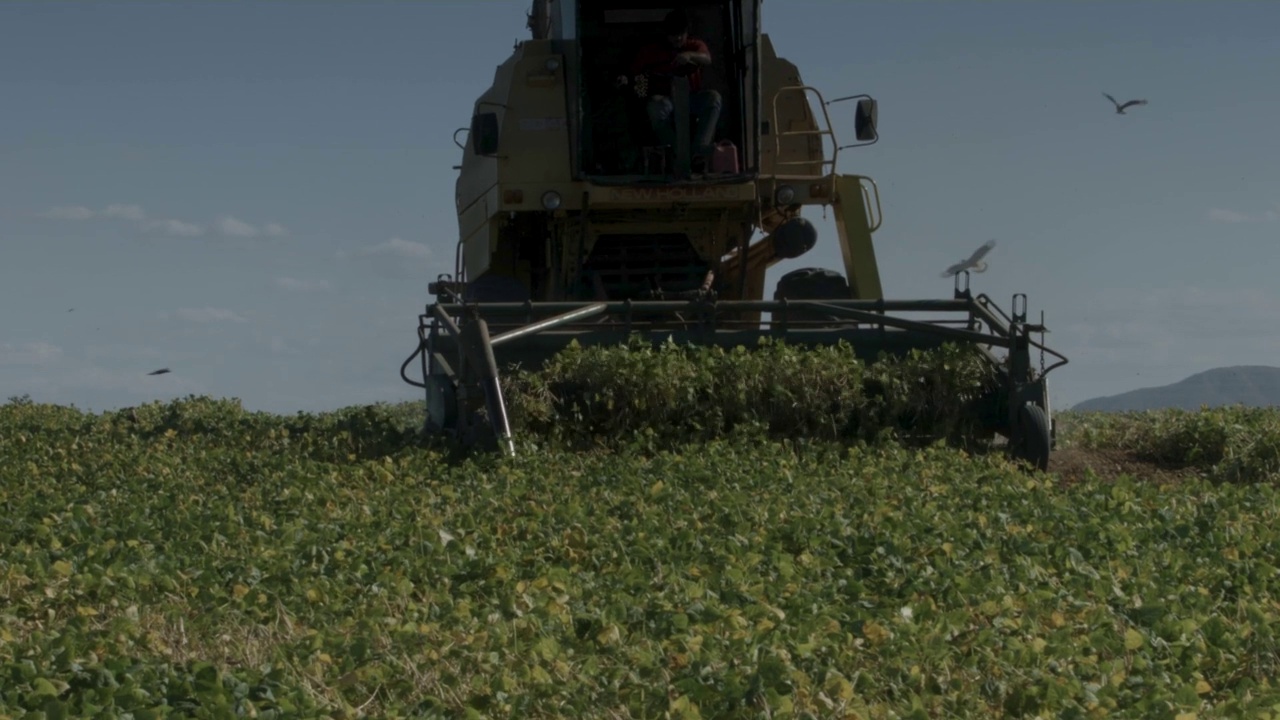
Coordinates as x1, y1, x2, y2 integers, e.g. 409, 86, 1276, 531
940, 239, 996, 278
146, 368, 171, 376
1103, 92, 1147, 114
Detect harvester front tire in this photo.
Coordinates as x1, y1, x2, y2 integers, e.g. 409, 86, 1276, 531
1010, 402, 1051, 472
773, 267, 852, 325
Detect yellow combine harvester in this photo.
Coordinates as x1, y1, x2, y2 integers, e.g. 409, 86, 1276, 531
401, 0, 1068, 469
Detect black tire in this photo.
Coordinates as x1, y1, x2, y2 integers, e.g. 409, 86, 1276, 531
772, 267, 852, 324
1010, 402, 1051, 472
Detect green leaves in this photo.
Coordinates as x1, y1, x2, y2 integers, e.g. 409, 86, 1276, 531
502, 339, 998, 451
1059, 405, 1280, 483
5, 387, 1280, 716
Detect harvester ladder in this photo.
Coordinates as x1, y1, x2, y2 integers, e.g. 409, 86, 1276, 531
771, 85, 839, 176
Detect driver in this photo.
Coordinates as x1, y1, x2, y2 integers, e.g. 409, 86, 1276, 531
616, 9, 723, 169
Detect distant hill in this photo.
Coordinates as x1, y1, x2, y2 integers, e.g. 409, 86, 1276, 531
1071, 366, 1280, 413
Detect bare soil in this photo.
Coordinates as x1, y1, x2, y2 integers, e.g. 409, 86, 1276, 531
1048, 446, 1204, 486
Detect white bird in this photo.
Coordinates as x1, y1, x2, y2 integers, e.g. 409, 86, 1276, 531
1103, 92, 1147, 114
940, 239, 996, 278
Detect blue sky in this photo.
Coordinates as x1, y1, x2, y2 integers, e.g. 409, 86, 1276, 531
2, 1, 1277, 414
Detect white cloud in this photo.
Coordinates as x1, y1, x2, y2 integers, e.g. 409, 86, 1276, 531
1209, 207, 1277, 224
40, 206, 95, 220
104, 204, 147, 221
358, 237, 433, 261
42, 201, 203, 237
146, 218, 205, 237
218, 216, 259, 238
1208, 208, 1250, 224
214, 216, 289, 240
275, 276, 331, 292
0, 341, 63, 366
339, 238, 437, 280
36, 202, 285, 240
172, 307, 248, 324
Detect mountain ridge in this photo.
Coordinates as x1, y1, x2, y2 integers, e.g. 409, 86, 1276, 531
1070, 365, 1280, 412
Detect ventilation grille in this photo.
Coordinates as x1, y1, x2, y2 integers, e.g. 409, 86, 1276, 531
581, 233, 709, 300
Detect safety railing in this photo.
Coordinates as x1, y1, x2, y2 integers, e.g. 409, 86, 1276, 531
770, 85, 839, 176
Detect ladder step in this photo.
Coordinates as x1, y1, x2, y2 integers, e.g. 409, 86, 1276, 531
777, 129, 834, 137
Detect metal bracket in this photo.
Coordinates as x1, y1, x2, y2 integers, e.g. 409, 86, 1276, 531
1011, 293, 1028, 324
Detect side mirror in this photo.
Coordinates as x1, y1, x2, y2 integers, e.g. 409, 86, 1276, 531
854, 98, 878, 142
827, 94, 879, 149
470, 112, 500, 155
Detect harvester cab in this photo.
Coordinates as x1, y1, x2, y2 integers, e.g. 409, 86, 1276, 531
403, 0, 1068, 470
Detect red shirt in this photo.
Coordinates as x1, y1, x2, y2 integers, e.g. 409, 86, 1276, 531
629, 38, 710, 95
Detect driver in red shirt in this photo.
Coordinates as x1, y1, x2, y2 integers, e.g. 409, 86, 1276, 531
616, 9, 723, 168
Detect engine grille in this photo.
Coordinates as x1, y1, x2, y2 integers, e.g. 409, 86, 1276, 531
580, 233, 710, 300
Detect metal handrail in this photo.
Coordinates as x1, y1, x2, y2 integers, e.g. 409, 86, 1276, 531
422, 299, 1014, 344
770, 85, 838, 175
429, 298, 975, 316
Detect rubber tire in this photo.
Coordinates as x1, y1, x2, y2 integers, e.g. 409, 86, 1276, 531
1010, 402, 1051, 472
773, 267, 850, 300
772, 267, 852, 324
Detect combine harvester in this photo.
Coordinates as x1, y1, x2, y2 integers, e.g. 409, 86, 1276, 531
401, 0, 1068, 469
